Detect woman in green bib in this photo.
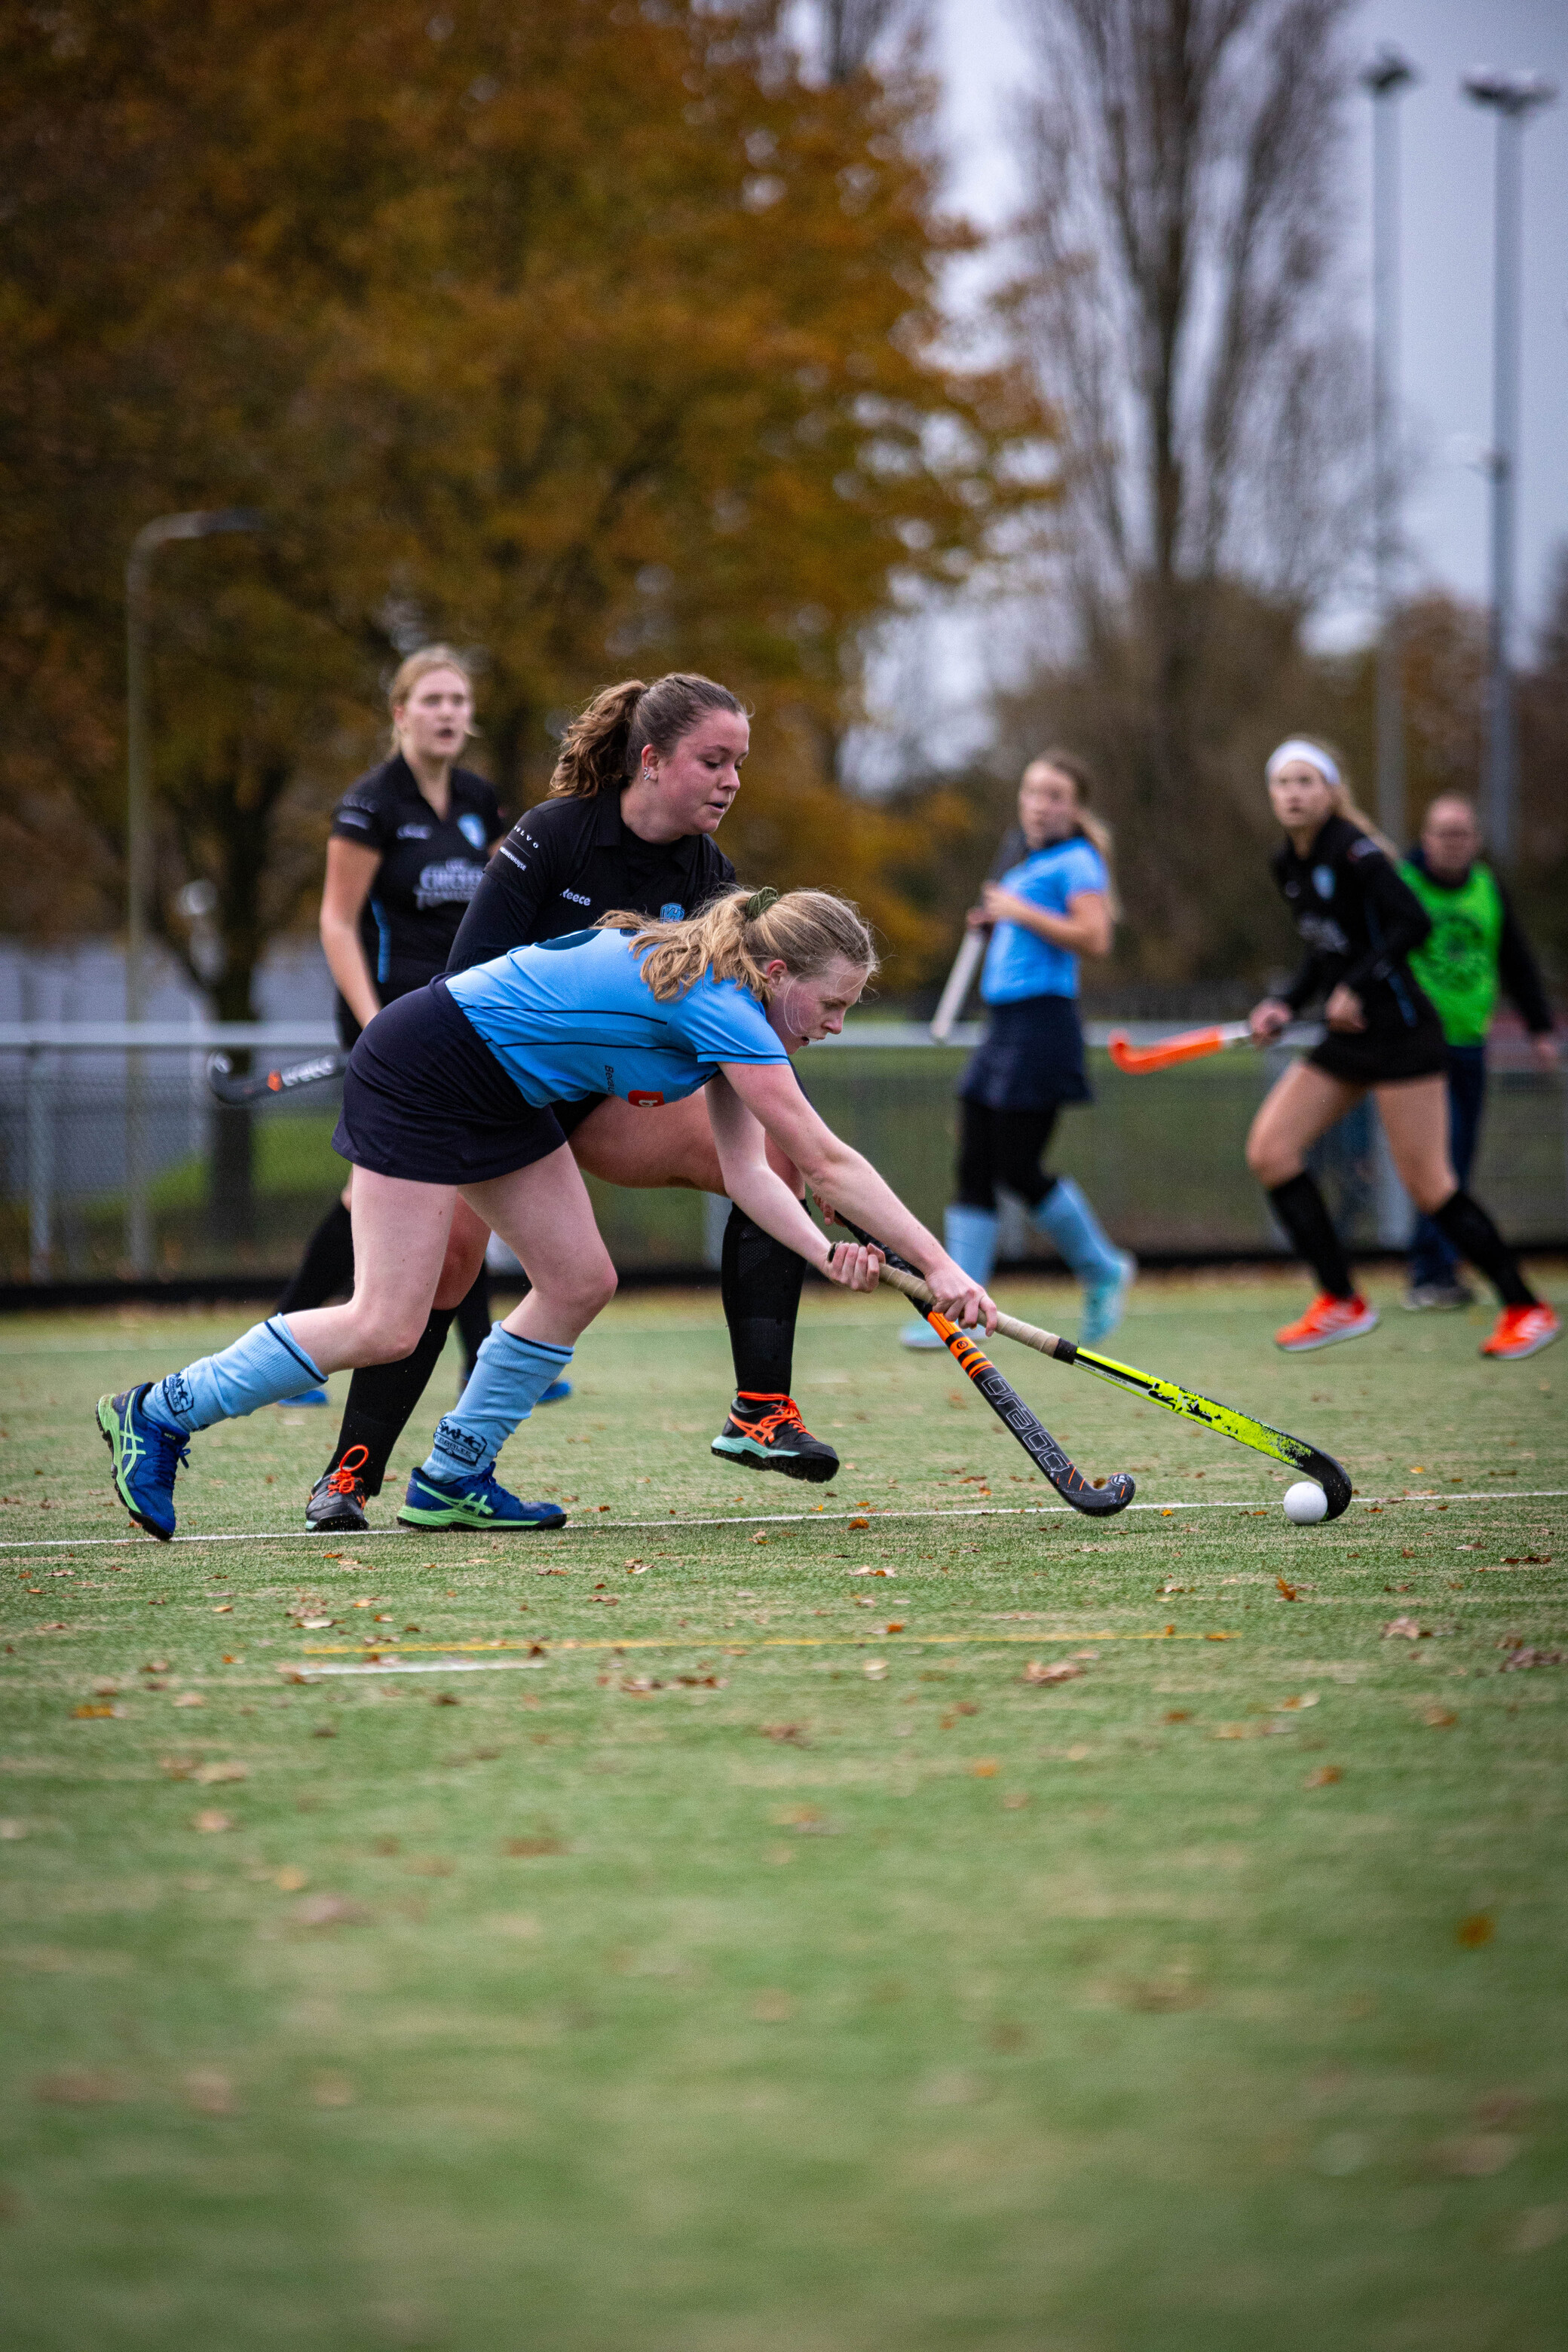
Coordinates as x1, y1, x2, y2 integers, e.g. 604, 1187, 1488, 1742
1401, 795, 1558, 1309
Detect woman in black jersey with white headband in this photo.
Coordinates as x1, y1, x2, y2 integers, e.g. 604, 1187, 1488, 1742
305, 670, 843, 1532
1245, 738, 1558, 1361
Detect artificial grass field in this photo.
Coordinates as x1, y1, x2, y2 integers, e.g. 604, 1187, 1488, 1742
2, 1269, 1565, 2351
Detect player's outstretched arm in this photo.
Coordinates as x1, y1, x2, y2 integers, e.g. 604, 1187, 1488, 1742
713, 1064, 996, 1332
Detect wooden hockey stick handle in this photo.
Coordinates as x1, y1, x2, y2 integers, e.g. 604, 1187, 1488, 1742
875, 1261, 1076, 1363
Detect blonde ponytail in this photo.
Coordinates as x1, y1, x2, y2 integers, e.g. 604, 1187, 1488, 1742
596, 887, 877, 1005
1032, 748, 1122, 921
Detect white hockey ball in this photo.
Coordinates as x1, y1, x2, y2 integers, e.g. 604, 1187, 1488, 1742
1283, 1481, 1328, 1525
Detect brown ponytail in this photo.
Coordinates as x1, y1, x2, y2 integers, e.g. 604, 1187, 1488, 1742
548, 672, 749, 799
596, 887, 877, 1005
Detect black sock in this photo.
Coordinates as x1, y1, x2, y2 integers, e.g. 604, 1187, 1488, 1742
721, 1205, 806, 1398
1267, 1174, 1355, 1299
1432, 1190, 1535, 1308
324, 1307, 455, 1496
277, 1200, 354, 1315
453, 1268, 493, 1382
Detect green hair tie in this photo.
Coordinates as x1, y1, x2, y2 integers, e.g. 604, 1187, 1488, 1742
743, 887, 780, 923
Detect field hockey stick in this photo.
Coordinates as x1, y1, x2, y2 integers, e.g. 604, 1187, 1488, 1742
929, 930, 985, 1042
831, 1217, 1135, 1518
871, 1260, 1352, 1521
205, 1049, 349, 1107
1107, 1021, 1320, 1073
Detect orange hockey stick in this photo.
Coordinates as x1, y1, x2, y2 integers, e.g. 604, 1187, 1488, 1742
1106, 1021, 1318, 1073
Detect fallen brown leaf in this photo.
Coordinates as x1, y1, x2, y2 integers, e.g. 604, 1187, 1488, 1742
1382, 1615, 1426, 1640
502, 1835, 565, 1857
752, 1989, 795, 2023
1456, 1912, 1495, 1949
191, 1809, 233, 1833
970, 1759, 999, 1778
32, 2069, 130, 2105
1421, 1704, 1458, 1729
762, 1724, 808, 1745
1024, 1660, 1082, 1686
173, 1692, 205, 1708
194, 1760, 247, 1785
1276, 1577, 1299, 1601
1304, 1766, 1342, 1788
1432, 2133, 1521, 2179
292, 1894, 369, 1928
183, 2068, 237, 2116
274, 1866, 308, 1892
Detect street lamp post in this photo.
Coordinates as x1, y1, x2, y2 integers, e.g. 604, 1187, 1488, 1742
1361, 47, 1416, 848
1462, 69, 1557, 870
124, 507, 264, 1272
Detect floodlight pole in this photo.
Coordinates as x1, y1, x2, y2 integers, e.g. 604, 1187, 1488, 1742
1361, 47, 1416, 847
1462, 69, 1557, 869
124, 507, 264, 1271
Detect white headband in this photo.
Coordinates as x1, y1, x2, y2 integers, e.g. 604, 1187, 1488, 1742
1266, 737, 1340, 790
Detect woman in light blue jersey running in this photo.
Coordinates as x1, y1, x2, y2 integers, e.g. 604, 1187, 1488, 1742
97, 889, 997, 1541
903, 752, 1133, 1352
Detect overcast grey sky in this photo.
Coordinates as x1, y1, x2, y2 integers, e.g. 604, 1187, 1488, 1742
931, 0, 1568, 648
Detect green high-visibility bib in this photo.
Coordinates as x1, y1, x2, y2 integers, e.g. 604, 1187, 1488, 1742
1401, 858, 1504, 1047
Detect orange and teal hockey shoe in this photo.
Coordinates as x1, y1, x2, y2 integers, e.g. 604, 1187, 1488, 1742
710, 1393, 840, 1484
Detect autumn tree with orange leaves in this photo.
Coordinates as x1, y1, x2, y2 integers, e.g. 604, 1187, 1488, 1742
0, 0, 1050, 1010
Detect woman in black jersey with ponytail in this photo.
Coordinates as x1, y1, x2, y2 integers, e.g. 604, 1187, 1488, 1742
305, 671, 841, 1532
1245, 740, 1558, 1361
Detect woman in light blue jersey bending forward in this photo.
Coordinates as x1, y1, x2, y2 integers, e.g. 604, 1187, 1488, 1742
903, 751, 1132, 1351
97, 890, 997, 1542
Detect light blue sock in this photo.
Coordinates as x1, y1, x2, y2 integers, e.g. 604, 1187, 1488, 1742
144, 1315, 326, 1435
1031, 1177, 1123, 1282
945, 1204, 999, 1288
423, 1328, 574, 1482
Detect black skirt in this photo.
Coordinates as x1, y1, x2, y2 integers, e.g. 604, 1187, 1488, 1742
334, 980, 566, 1185
959, 994, 1092, 1113
1306, 1001, 1448, 1086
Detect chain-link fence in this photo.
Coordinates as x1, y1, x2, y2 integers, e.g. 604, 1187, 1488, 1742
3, 1022, 1564, 1288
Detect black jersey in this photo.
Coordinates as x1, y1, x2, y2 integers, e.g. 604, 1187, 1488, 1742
1273, 816, 1436, 1028
330, 756, 504, 1024
446, 790, 736, 974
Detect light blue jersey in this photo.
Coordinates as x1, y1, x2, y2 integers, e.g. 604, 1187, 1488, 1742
445, 926, 791, 1108
981, 836, 1107, 1006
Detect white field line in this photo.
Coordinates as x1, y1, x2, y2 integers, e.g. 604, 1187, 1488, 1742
305, 1655, 551, 1677
2, 1489, 1565, 1556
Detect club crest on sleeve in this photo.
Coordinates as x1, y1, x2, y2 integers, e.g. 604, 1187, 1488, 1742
660, 902, 685, 921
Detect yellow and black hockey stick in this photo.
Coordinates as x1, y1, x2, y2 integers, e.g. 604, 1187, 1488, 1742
854, 1236, 1352, 1521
